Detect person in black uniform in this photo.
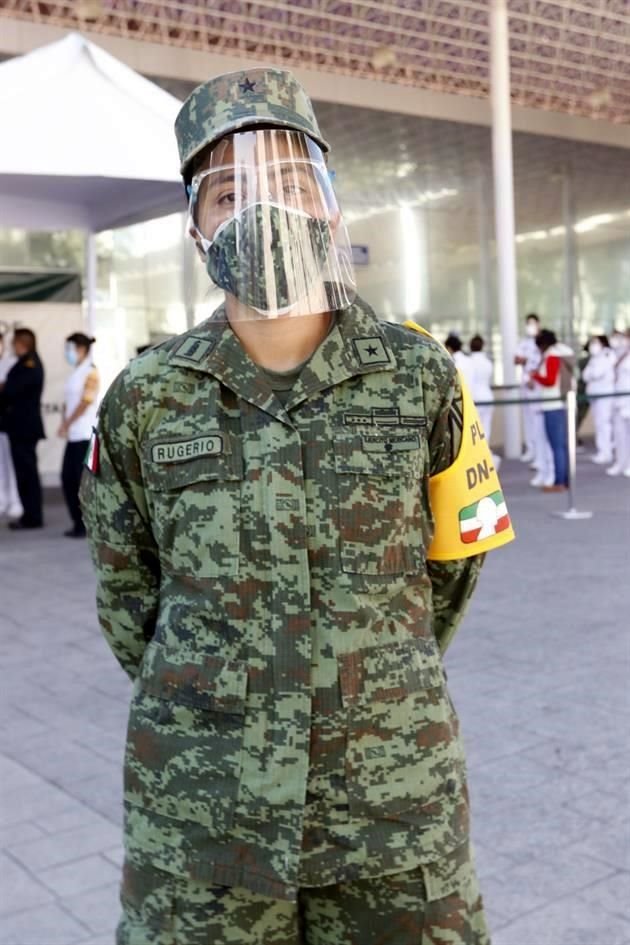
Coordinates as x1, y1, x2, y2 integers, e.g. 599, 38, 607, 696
0, 328, 45, 529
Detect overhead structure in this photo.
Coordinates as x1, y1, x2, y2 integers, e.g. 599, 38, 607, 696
1, 0, 630, 126
0, 30, 184, 328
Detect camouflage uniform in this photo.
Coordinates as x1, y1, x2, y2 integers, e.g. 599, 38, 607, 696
81, 68, 491, 945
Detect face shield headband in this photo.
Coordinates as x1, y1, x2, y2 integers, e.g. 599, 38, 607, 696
187, 129, 356, 319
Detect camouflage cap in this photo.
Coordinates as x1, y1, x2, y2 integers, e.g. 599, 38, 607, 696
175, 67, 329, 178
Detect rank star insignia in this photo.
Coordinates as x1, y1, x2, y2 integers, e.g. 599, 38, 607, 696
239, 78, 256, 93
352, 337, 391, 366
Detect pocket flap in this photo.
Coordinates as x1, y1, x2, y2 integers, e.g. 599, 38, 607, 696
139, 641, 247, 714
421, 842, 473, 902
338, 639, 443, 707
334, 432, 422, 476
142, 433, 242, 491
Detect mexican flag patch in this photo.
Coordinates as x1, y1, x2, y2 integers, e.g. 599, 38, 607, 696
85, 427, 100, 475
459, 490, 511, 544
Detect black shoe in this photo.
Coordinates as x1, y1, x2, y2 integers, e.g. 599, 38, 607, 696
64, 526, 86, 538
9, 520, 43, 530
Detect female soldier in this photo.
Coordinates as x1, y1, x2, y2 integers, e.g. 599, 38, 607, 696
82, 68, 513, 945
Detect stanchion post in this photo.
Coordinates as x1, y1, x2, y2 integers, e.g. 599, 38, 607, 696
554, 389, 592, 520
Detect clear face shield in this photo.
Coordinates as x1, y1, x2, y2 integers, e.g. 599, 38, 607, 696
188, 129, 356, 319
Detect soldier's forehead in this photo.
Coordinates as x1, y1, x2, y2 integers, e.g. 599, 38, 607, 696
197, 130, 313, 172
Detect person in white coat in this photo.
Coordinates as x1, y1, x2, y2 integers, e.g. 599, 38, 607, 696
514, 313, 541, 463
468, 335, 494, 440
445, 333, 475, 389
582, 335, 616, 464
58, 332, 100, 537
607, 329, 630, 477
0, 333, 23, 521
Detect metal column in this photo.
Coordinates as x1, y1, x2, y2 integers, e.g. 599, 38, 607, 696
561, 165, 578, 347
490, 0, 521, 458
182, 214, 196, 331
476, 168, 494, 355
85, 230, 97, 336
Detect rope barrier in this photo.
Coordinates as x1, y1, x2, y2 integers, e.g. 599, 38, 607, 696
472, 388, 630, 521
475, 390, 630, 406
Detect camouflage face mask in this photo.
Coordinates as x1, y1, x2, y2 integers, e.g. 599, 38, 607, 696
205, 202, 332, 315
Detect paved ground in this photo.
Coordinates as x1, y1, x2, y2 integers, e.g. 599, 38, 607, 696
0, 451, 628, 945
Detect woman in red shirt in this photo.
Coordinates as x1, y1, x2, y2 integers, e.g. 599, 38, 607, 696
529, 329, 572, 492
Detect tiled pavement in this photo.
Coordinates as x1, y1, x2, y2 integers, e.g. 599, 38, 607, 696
0, 454, 628, 945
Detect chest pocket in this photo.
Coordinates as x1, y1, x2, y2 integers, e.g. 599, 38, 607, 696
143, 434, 242, 579
334, 432, 426, 575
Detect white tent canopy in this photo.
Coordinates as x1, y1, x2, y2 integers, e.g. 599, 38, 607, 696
0, 31, 184, 232
0, 32, 187, 330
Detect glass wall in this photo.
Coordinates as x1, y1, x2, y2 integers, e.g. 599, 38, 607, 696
2, 98, 630, 390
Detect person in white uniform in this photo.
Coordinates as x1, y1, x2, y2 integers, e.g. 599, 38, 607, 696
607, 329, 630, 477
468, 335, 494, 440
582, 335, 616, 465
445, 333, 475, 389
58, 332, 100, 537
514, 313, 541, 464
0, 333, 23, 521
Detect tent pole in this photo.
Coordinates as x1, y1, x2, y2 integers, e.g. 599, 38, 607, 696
85, 231, 97, 336
490, 0, 521, 458
182, 215, 196, 331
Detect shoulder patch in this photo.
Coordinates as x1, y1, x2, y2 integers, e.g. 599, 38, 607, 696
173, 336, 216, 363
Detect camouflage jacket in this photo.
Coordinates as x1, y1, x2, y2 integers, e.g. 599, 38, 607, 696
81, 296, 483, 900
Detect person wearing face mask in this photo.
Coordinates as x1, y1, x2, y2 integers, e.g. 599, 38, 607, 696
80, 68, 514, 945
529, 329, 576, 492
0, 332, 23, 521
514, 312, 541, 464
58, 332, 99, 537
607, 329, 630, 477
582, 334, 616, 464
0, 327, 45, 529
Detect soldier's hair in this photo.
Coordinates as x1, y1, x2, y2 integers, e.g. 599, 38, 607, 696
470, 334, 484, 352
593, 334, 610, 348
13, 328, 36, 352
526, 312, 540, 322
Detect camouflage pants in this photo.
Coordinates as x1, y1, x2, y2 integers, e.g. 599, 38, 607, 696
117, 842, 490, 945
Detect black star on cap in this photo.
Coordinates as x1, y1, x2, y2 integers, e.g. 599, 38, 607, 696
239, 78, 257, 93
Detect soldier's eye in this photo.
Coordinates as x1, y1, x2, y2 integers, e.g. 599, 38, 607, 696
217, 191, 236, 206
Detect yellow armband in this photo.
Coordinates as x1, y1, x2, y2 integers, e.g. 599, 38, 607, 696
404, 320, 516, 561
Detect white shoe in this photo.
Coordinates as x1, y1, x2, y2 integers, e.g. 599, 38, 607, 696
624, 468, 630, 478
606, 465, 622, 476
520, 452, 534, 463
492, 453, 502, 471
529, 474, 549, 487
7, 504, 23, 518
591, 454, 612, 464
